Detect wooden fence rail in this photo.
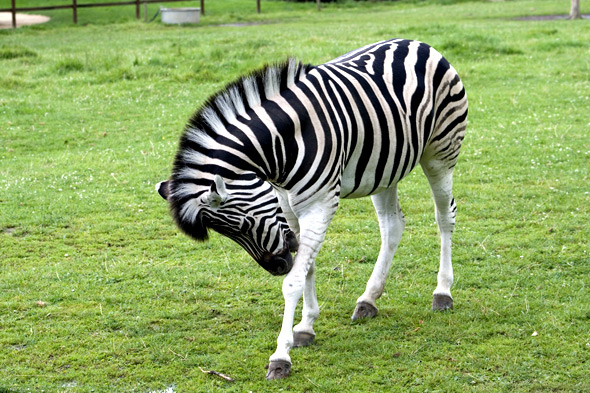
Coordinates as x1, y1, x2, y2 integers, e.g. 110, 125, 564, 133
1, 0, 212, 29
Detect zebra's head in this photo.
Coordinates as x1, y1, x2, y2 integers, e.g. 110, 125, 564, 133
157, 175, 298, 276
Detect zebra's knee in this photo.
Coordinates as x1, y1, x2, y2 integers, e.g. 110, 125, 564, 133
282, 271, 306, 300
436, 218, 455, 235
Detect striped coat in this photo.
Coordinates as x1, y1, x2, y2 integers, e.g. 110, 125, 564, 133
158, 38, 468, 379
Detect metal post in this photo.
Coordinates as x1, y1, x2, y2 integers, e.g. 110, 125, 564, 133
257, 0, 260, 14
201, 0, 205, 16
144, 1, 147, 22
72, 0, 77, 24
11, 0, 16, 29
136, 0, 140, 19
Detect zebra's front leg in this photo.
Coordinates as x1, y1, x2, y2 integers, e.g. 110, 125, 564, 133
353, 187, 405, 320
266, 244, 318, 380
293, 261, 319, 347
266, 210, 334, 380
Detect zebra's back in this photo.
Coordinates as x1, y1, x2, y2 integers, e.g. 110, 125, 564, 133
304, 39, 467, 198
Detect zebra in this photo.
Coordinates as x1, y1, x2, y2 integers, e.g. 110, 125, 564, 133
157, 38, 468, 380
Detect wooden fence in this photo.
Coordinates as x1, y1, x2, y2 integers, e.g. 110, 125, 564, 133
1, 0, 217, 28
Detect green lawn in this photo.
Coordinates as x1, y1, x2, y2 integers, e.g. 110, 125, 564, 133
1, 0, 589, 392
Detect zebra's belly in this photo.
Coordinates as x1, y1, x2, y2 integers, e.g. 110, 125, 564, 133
339, 169, 400, 199
339, 141, 420, 199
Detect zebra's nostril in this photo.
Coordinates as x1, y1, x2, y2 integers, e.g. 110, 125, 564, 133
273, 257, 289, 275
260, 249, 293, 276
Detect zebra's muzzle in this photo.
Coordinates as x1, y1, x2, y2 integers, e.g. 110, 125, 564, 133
259, 231, 297, 276
257, 231, 299, 276
260, 248, 293, 276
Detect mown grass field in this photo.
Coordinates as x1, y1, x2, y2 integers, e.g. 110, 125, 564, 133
1, 0, 589, 392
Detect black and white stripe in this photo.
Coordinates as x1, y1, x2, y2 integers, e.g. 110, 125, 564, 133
159, 38, 468, 378
163, 38, 466, 270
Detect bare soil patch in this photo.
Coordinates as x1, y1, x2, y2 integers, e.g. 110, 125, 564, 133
0, 12, 50, 29
514, 14, 590, 21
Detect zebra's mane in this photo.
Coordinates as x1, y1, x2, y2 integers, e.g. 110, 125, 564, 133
185, 58, 314, 138
170, 59, 314, 239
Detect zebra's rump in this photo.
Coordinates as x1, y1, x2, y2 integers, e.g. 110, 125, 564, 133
295, 39, 468, 198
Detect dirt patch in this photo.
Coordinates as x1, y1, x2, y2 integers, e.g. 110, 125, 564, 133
0, 12, 50, 29
514, 14, 590, 21
3, 227, 16, 235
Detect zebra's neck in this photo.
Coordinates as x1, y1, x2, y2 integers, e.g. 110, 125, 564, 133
179, 59, 314, 181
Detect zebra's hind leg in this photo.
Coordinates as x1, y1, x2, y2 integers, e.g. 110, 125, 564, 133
352, 186, 405, 321
420, 159, 456, 311
292, 261, 319, 347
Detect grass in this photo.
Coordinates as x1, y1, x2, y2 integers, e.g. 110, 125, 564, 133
1, 0, 589, 391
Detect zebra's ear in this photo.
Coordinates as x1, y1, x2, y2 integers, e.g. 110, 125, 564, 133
206, 175, 228, 208
156, 181, 170, 200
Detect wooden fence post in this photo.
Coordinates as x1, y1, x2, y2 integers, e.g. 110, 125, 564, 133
11, 0, 16, 29
72, 0, 77, 24
136, 0, 140, 19
201, 0, 205, 16
257, 0, 260, 14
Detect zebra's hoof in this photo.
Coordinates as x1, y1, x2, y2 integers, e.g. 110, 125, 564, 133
352, 301, 378, 321
432, 294, 453, 311
293, 332, 315, 347
265, 360, 291, 380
